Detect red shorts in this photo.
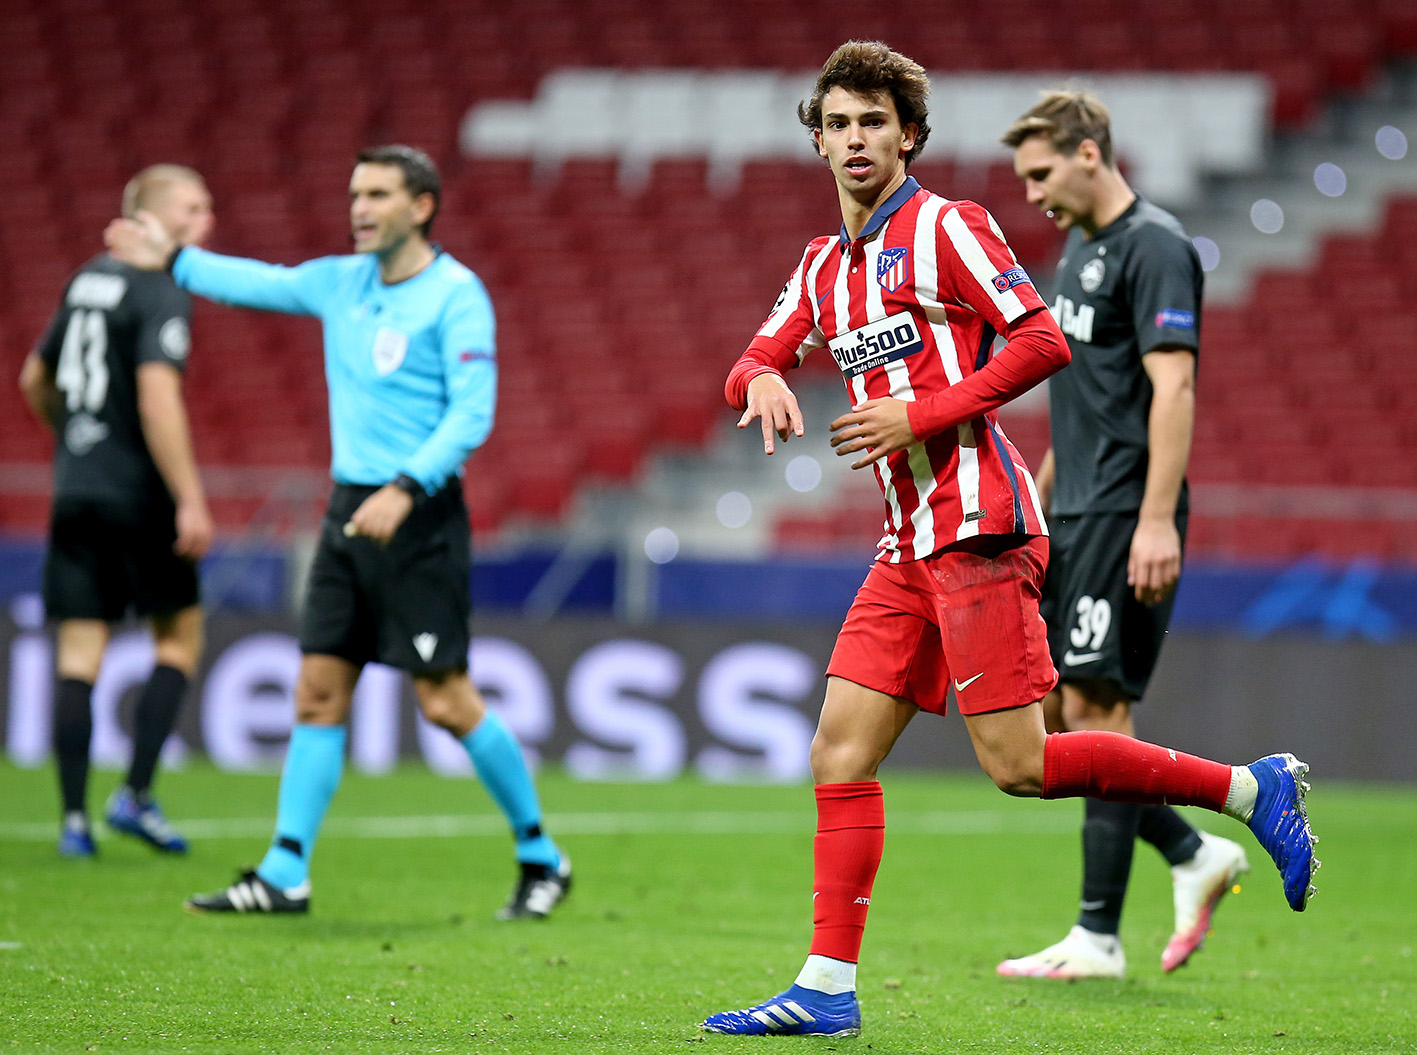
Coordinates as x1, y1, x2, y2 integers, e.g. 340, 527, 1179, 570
826, 535, 1058, 716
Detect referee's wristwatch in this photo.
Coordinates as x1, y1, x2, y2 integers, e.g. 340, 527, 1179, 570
391, 473, 426, 504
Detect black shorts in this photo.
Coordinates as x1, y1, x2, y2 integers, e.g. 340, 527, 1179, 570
43, 498, 201, 622
299, 482, 472, 673
1040, 510, 1188, 701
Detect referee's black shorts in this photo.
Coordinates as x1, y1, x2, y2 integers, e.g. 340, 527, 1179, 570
43, 497, 201, 622
299, 482, 472, 674
1040, 509, 1188, 701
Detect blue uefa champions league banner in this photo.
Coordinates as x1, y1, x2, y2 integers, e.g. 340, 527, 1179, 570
2, 605, 1415, 782
1171, 559, 1417, 641
0, 606, 859, 781
0, 539, 1414, 638
655, 556, 1417, 640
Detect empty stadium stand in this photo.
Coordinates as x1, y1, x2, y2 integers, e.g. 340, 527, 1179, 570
2, 0, 1415, 562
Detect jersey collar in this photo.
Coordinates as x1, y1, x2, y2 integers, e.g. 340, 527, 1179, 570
1088, 195, 1141, 241
838, 175, 921, 251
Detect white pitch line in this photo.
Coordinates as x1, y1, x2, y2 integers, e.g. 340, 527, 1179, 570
0, 809, 1073, 843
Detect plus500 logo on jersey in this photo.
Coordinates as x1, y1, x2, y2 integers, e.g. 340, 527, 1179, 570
828, 311, 925, 379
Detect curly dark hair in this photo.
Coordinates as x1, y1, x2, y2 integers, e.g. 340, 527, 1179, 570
797, 41, 932, 168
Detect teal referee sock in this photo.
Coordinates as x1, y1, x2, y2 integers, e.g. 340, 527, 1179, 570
462, 711, 560, 869
257, 723, 347, 891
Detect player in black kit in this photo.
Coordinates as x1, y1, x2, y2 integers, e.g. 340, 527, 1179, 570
19, 165, 215, 858
995, 92, 1250, 978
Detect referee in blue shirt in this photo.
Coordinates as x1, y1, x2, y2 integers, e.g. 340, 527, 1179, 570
109, 146, 570, 919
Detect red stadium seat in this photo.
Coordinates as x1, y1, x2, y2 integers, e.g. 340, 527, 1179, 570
4, 0, 1415, 554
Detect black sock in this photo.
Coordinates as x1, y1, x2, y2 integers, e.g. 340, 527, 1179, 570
1137, 804, 1204, 867
1077, 798, 1142, 936
53, 678, 94, 816
125, 665, 189, 796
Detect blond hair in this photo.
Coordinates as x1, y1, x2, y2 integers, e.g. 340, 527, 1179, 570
1001, 89, 1114, 166
121, 165, 206, 218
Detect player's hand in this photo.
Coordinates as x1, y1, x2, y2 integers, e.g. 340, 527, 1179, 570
344, 485, 415, 545
173, 499, 215, 561
829, 398, 915, 469
1034, 448, 1056, 515
103, 210, 176, 271
738, 372, 803, 455
1128, 515, 1182, 606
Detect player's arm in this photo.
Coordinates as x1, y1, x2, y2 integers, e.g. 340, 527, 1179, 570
18, 353, 60, 431
1130, 347, 1195, 605
727, 341, 805, 455
105, 213, 324, 315
726, 247, 824, 455
1126, 228, 1202, 605
20, 297, 72, 430
346, 282, 496, 544
133, 280, 213, 559
137, 362, 214, 560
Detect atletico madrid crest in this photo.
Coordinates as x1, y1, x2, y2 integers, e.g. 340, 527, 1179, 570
877, 246, 910, 293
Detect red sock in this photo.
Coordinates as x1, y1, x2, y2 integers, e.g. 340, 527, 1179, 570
1042, 731, 1231, 812
809, 781, 885, 964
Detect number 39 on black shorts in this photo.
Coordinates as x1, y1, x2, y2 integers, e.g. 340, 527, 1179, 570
1040, 510, 1187, 701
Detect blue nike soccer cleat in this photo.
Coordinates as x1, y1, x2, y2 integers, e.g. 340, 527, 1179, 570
702, 985, 861, 1037
1247, 753, 1319, 911
58, 824, 97, 858
105, 787, 189, 854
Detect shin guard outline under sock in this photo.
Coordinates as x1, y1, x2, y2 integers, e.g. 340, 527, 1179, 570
1042, 731, 1231, 811
462, 711, 559, 868
808, 781, 885, 963
1077, 798, 1142, 935
125, 665, 188, 795
54, 678, 94, 816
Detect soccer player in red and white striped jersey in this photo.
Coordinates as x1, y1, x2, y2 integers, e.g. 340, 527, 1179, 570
701, 41, 1317, 1039
737, 160, 1059, 560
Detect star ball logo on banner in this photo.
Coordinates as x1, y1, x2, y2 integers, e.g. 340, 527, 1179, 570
993, 266, 1030, 293
1155, 308, 1196, 331
877, 246, 910, 293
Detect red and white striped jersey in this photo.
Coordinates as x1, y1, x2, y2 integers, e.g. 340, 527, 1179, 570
731, 177, 1058, 563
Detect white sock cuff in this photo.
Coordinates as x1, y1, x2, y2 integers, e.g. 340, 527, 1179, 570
1222, 765, 1259, 822
1070, 924, 1121, 954
794, 954, 857, 996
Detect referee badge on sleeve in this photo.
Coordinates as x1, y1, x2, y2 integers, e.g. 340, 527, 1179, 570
372, 327, 409, 376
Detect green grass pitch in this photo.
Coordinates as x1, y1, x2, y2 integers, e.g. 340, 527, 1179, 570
2, 761, 1413, 1054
